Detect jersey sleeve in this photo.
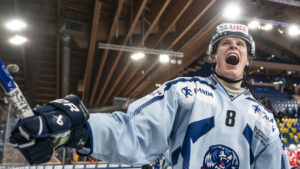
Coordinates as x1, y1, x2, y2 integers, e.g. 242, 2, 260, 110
253, 134, 290, 169
86, 81, 179, 164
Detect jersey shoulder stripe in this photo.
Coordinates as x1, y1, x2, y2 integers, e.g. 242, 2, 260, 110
128, 76, 213, 120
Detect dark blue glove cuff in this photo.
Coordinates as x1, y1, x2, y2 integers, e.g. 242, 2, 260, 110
76, 122, 93, 156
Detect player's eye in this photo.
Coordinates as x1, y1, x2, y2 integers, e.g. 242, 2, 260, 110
237, 41, 245, 47
221, 41, 230, 45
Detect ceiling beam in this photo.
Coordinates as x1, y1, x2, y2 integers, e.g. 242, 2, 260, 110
255, 40, 291, 61
256, 41, 280, 56
102, 0, 172, 104
168, 0, 216, 50
282, 7, 300, 23
256, 38, 300, 63
152, 0, 194, 49
94, 0, 148, 105
131, 15, 222, 98
40, 19, 176, 48
260, 32, 300, 57
266, 0, 300, 7
122, 0, 215, 97
121, 0, 194, 97
142, 0, 172, 42
88, 0, 125, 105
81, 0, 102, 104
107, 1, 169, 100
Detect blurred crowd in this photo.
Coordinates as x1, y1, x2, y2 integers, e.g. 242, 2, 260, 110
288, 144, 300, 169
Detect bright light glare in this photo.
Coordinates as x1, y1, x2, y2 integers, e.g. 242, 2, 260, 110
262, 24, 273, 31
277, 28, 284, 34
5, 19, 27, 31
9, 35, 27, 45
170, 59, 177, 64
288, 25, 300, 36
248, 20, 260, 29
131, 52, 145, 60
222, 3, 241, 20
159, 54, 169, 63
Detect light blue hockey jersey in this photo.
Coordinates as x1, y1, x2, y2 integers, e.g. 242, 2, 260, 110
86, 74, 290, 169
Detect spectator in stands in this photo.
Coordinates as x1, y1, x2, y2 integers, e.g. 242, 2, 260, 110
290, 107, 298, 118
265, 97, 274, 113
280, 83, 285, 95
286, 81, 295, 98
276, 110, 285, 122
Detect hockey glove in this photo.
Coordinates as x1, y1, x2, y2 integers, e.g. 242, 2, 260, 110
9, 94, 90, 165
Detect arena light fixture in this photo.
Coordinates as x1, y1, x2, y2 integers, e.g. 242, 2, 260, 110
131, 52, 145, 60
288, 25, 300, 36
240, 16, 299, 36
5, 19, 27, 32
98, 42, 183, 58
262, 23, 273, 31
159, 54, 170, 63
222, 3, 241, 20
170, 59, 177, 64
248, 20, 260, 30
9, 35, 27, 45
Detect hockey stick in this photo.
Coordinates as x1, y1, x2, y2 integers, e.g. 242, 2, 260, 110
0, 58, 35, 165
0, 59, 72, 165
0, 58, 34, 118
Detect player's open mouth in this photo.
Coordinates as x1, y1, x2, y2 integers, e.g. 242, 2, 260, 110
226, 53, 239, 65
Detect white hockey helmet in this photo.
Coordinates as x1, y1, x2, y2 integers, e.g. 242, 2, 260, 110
208, 23, 255, 60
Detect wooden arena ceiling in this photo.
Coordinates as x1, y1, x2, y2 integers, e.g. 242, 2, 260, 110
0, 0, 299, 109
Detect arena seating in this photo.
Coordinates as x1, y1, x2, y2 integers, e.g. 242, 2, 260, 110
248, 74, 272, 83
252, 85, 298, 114
251, 83, 300, 148
278, 118, 300, 145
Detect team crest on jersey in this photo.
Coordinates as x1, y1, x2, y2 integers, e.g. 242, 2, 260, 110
179, 85, 214, 99
176, 80, 216, 105
201, 145, 239, 169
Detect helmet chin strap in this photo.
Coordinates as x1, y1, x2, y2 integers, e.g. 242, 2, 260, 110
212, 62, 249, 84
214, 71, 243, 83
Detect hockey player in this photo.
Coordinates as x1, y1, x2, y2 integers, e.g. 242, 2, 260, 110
9, 23, 290, 169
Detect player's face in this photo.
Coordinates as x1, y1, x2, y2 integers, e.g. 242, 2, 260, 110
214, 37, 249, 81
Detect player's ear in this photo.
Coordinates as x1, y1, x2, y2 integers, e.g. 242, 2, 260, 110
246, 55, 250, 67
210, 54, 217, 63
